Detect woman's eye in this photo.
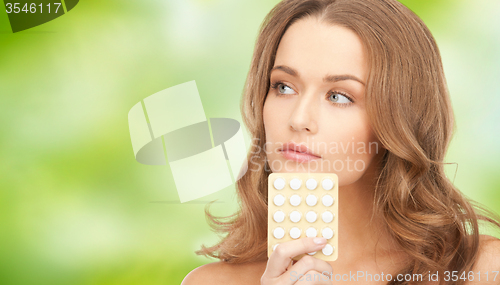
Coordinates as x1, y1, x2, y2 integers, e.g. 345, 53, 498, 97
275, 83, 295, 95
328, 92, 352, 104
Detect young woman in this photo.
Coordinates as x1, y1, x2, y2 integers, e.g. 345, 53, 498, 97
183, 0, 500, 284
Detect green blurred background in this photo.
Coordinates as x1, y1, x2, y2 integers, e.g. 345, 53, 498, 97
0, 0, 499, 284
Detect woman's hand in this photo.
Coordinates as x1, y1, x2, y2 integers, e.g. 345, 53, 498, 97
261, 237, 333, 284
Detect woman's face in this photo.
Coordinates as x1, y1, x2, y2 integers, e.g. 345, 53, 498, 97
263, 17, 382, 186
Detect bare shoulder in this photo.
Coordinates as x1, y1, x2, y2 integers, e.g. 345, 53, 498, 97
181, 260, 267, 285
473, 234, 500, 271
181, 262, 233, 285
464, 235, 500, 284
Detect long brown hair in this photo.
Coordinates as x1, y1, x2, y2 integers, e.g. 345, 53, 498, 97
196, 0, 500, 283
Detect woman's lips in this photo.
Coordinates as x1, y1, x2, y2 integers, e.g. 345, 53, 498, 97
280, 149, 321, 163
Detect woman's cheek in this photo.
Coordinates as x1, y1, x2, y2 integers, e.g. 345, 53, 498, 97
320, 152, 367, 186
321, 133, 380, 185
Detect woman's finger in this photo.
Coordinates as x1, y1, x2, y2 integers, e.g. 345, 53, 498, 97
278, 256, 332, 285
263, 237, 327, 279
292, 270, 332, 285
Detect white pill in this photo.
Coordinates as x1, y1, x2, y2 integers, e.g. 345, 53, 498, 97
273, 210, 285, 223
321, 195, 334, 207
274, 194, 285, 206
290, 194, 301, 206
305, 211, 317, 223
273, 243, 279, 251
322, 178, 334, 190
306, 194, 318, 206
273, 227, 285, 239
289, 227, 301, 239
289, 211, 302, 223
289, 178, 302, 190
321, 227, 334, 239
273, 178, 285, 190
307, 251, 317, 255
306, 178, 318, 190
305, 227, 317, 237
321, 211, 334, 223
322, 244, 334, 256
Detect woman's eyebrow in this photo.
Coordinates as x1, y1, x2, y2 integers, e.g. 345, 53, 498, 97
271, 65, 366, 86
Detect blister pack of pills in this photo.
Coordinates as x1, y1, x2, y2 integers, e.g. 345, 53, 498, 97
267, 173, 338, 261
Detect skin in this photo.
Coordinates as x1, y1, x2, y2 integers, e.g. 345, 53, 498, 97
263, 18, 380, 186
260, 16, 405, 284
182, 17, 500, 285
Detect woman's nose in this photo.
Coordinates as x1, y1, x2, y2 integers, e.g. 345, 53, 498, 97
288, 95, 318, 134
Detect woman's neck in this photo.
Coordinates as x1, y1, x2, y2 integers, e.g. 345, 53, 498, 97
336, 152, 406, 265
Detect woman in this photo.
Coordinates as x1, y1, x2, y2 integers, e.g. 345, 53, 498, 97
183, 0, 500, 284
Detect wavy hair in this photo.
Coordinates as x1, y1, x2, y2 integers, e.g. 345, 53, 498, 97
196, 0, 500, 284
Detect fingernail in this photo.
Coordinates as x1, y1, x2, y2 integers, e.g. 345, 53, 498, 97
313, 237, 327, 244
